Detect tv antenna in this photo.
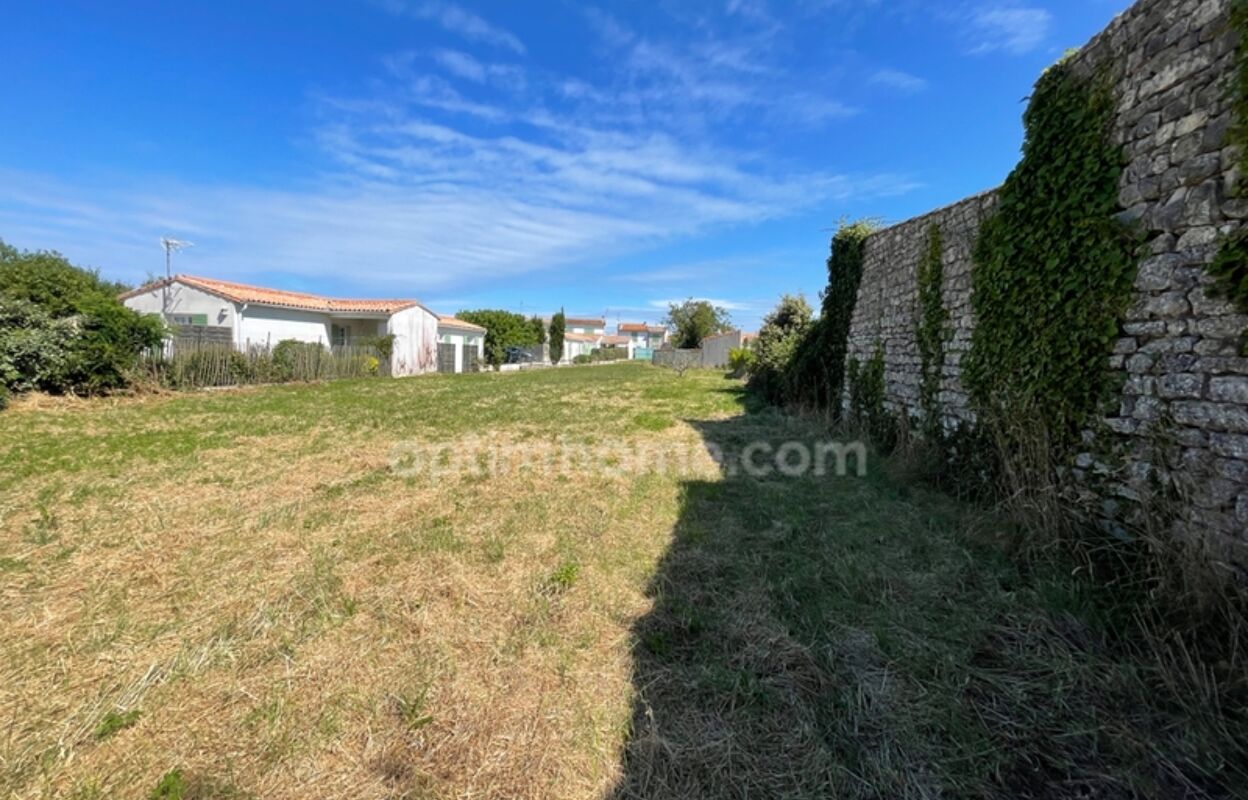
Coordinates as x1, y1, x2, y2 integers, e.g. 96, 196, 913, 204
160, 237, 193, 280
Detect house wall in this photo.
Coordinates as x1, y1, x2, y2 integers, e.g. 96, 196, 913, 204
237, 305, 332, 350
437, 327, 485, 372
843, 0, 1247, 567
389, 305, 439, 377
122, 283, 237, 329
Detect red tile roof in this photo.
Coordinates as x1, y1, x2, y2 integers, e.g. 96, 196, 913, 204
563, 332, 601, 343
600, 334, 629, 346
437, 315, 487, 332
120, 275, 419, 315
564, 317, 605, 327
618, 323, 666, 334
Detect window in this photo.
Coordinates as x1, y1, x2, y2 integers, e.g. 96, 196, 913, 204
331, 324, 348, 347
168, 313, 208, 326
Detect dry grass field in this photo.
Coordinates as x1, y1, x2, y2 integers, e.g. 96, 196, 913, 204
1, 363, 1242, 799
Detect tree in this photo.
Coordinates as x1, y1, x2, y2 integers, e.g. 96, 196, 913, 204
664, 299, 731, 349
0, 240, 165, 395
455, 309, 538, 366
529, 315, 547, 345
747, 294, 813, 402
548, 310, 566, 364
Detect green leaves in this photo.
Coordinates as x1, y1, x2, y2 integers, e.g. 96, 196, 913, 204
456, 309, 540, 366
916, 224, 947, 433
964, 61, 1137, 457
664, 299, 732, 349
784, 219, 879, 413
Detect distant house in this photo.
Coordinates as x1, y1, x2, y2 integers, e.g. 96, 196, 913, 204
618, 323, 668, 358
121, 274, 456, 376
565, 317, 606, 336
561, 332, 601, 362
435, 316, 486, 373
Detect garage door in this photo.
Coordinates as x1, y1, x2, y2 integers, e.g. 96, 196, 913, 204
437, 343, 456, 373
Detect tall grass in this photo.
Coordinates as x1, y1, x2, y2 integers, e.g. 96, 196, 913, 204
139, 342, 384, 390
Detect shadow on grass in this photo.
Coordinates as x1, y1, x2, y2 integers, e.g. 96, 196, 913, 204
605, 410, 1243, 799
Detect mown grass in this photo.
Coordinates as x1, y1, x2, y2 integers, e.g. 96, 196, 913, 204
0, 363, 1242, 799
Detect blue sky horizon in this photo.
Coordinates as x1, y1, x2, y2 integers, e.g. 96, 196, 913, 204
2, 0, 1129, 331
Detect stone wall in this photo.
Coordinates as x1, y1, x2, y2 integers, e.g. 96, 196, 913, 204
845, 0, 1247, 569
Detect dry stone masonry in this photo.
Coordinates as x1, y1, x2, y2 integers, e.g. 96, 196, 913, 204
845, 0, 1247, 570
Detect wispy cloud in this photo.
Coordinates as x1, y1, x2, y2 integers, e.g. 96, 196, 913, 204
0, 1, 919, 305
380, 0, 526, 54
964, 4, 1052, 55
869, 68, 928, 93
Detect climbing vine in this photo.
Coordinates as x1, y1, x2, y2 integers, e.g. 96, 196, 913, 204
785, 219, 878, 414
846, 343, 895, 449
916, 223, 947, 433
1209, 0, 1248, 350
963, 56, 1138, 457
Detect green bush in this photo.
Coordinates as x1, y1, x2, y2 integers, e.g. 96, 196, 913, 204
747, 293, 812, 401
590, 347, 628, 362
728, 346, 755, 376
784, 221, 878, 412
0, 383, 8, 411
0, 298, 76, 393
0, 240, 164, 395
272, 339, 326, 381
572, 354, 592, 365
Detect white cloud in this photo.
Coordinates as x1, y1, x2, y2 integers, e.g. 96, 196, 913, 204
869, 68, 928, 93
429, 48, 527, 89
0, 1, 919, 304
965, 4, 1052, 55
381, 0, 526, 54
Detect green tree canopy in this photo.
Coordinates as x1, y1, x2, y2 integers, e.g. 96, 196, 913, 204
0, 240, 163, 395
529, 315, 547, 345
664, 299, 732, 349
455, 309, 539, 366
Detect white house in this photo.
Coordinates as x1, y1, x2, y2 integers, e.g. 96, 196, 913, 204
120, 274, 449, 376
435, 316, 486, 373
564, 317, 605, 336
618, 323, 668, 358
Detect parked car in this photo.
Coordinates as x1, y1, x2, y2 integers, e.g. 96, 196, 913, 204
504, 346, 537, 364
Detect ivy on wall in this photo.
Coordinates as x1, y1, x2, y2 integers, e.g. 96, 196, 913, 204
963, 56, 1137, 455
1209, 0, 1248, 347
785, 219, 877, 414
846, 343, 895, 449
916, 223, 947, 432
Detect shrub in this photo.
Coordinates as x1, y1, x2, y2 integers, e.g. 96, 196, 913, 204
0, 240, 164, 395
0, 298, 76, 393
590, 347, 628, 362
728, 346, 756, 376
747, 294, 812, 401
272, 339, 326, 381
572, 354, 592, 365
0, 383, 8, 411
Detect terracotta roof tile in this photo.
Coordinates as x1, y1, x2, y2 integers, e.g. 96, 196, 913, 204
618, 323, 666, 333
120, 275, 419, 315
564, 317, 605, 327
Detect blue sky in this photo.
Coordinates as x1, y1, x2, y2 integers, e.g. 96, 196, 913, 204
1, 0, 1129, 330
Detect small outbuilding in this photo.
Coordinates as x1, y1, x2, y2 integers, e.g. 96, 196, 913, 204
435, 316, 487, 373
